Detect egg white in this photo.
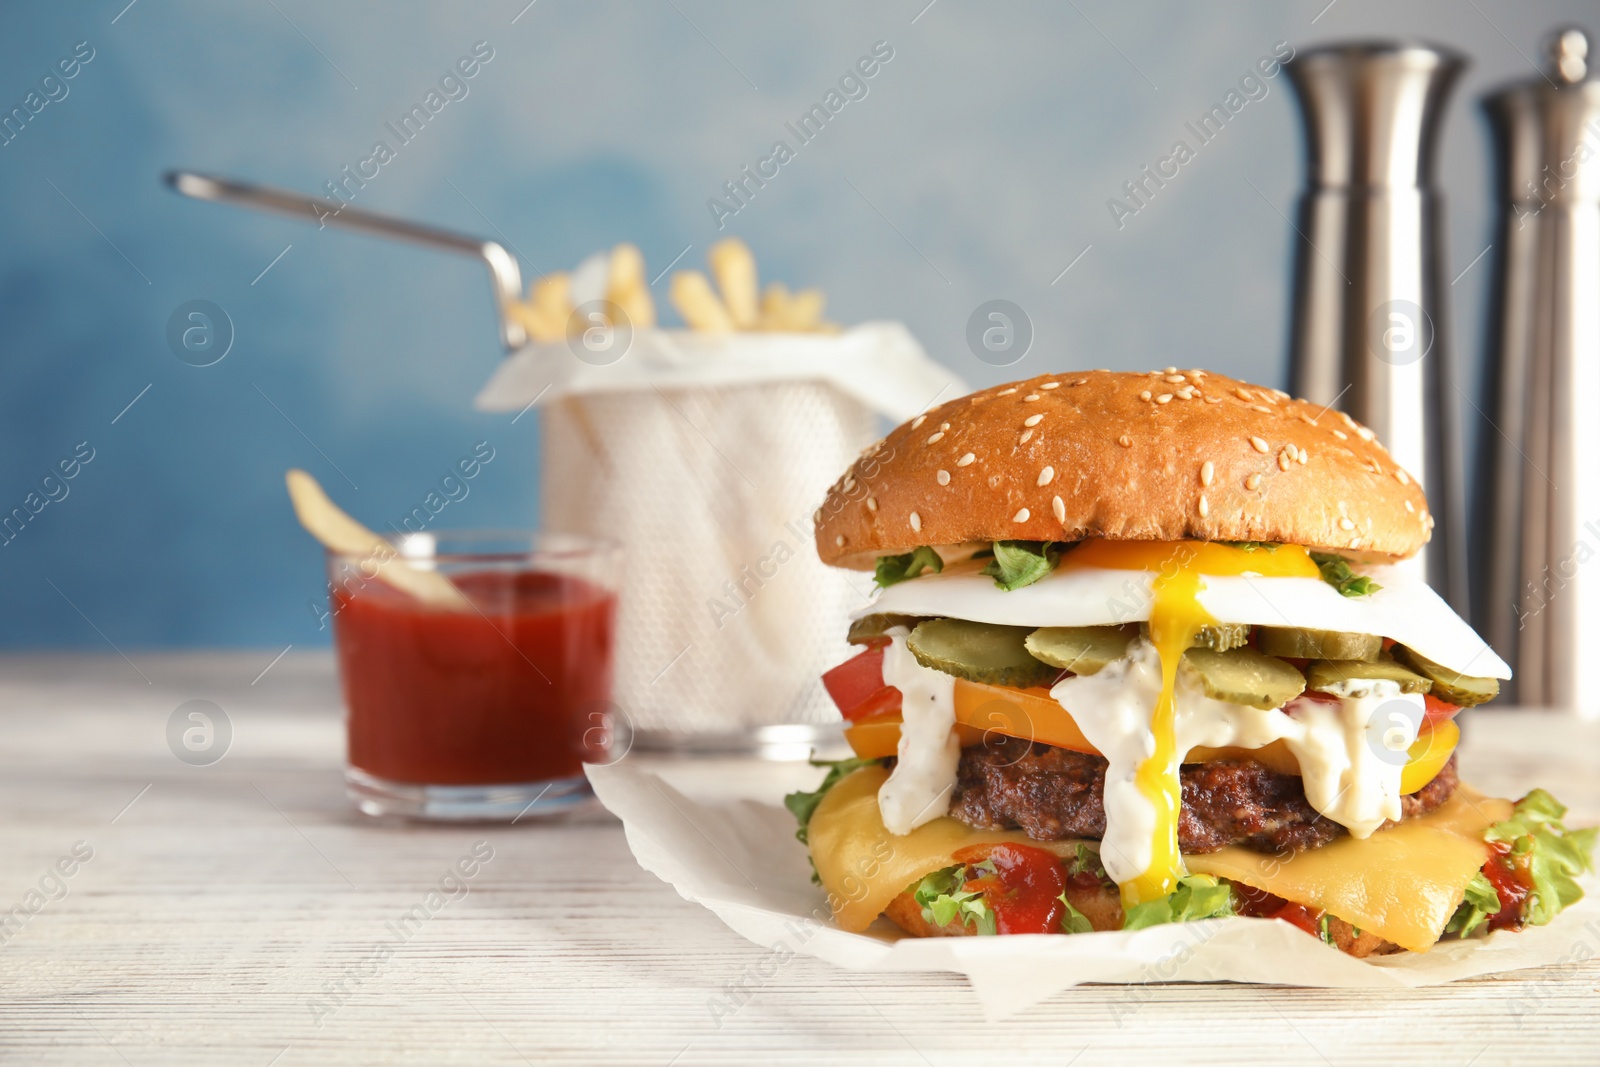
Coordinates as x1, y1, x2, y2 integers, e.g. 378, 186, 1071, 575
860, 560, 1511, 680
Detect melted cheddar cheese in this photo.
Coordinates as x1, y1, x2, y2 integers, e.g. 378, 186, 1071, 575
809, 763, 1509, 950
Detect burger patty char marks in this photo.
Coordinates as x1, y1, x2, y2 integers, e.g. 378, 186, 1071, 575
950, 737, 1459, 854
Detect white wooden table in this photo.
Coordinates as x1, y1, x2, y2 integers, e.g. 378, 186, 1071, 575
1, 652, 1598, 1066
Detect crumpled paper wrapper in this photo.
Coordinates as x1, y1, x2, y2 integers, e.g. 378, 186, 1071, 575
587, 761, 1600, 1021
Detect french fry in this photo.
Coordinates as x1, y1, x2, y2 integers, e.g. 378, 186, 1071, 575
708, 238, 759, 328
605, 243, 655, 328
671, 270, 735, 332
758, 282, 791, 330
787, 287, 826, 331
518, 272, 572, 342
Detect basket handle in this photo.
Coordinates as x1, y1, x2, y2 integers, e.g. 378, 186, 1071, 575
164, 170, 526, 353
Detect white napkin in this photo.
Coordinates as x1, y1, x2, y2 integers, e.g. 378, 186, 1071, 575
587, 760, 1600, 1022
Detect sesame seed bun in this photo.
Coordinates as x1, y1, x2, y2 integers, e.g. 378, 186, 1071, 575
814, 369, 1432, 569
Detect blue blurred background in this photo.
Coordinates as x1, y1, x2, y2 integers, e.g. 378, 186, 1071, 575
0, 0, 1587, 649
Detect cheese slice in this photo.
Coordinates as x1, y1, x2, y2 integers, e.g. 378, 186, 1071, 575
809, 764, 1084, 932
1187, 788, 1511, 952
809, 765, 1510, 950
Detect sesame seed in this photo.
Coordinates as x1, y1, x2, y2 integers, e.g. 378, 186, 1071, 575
1245, 473, 1262, 490
936, 469, 951, 486
1298, 412, 1318, 425
1251, 404, 1273, 415
843, 475, 856, 491
957, 452, 976, 467
1024, 414, 1044, 427
1205, 396, 1223, 404
1250, 436, 1270, 453
866, 497, 878, 511
927, 431, 945, 444
1166, 374, 1186, 384
1200, 461, 1214, 487
1157, 394, 1173, 404
1024, 394, 1041, 402
1177, 387, 1195, 399
835, 534, 845, 547
814, 508, 822, 523
1164, 366, 1178, 374
1332, 429, 1349, 441
1140, 391, 1153, 401
1020, 429, 1034, 444
1337, 500, 1348, 514
1041, 382, 1061, 390
1404, 500, 1416, 513
1118, 435, 1133, 448
1278, 451, 1292, 471
1074, 378, 1090, 386
1339, 517, 1356, 531
1351, 537, 1363, 549
940, 422, 950, 431
1038, 466, 1055, 487
1198, 494, 1210, 517
1052, 495, 1066, 522
1296, 449, 1308, 465
1013, 508, 1030, 523
998, 388, 1017, 396
911, 415, 927, 430
909, 511, 921, 533
1235, 388, 1254, 402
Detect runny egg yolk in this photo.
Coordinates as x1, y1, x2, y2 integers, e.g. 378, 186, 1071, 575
1059, 540, 1321, 907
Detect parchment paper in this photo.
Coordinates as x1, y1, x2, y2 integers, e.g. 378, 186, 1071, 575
587, 761, 1600, 1021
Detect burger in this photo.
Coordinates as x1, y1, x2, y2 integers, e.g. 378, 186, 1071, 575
790, 369, 1593, 955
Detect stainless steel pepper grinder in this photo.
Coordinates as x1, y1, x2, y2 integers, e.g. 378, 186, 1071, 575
1478, 28, 1600, 714
1284, 42, 1467, 612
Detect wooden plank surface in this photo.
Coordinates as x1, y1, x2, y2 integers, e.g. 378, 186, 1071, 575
0, 652, 1597, 1066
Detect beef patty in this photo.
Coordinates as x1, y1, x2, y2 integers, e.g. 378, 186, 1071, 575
949, 737, 1459, 854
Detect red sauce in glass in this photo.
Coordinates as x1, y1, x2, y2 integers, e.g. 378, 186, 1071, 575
953, 843, 1068, 934
333, 570, 616, 785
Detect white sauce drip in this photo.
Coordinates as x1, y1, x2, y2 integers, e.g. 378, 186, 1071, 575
879, 637, 1424, 894
876, 631, 960, 835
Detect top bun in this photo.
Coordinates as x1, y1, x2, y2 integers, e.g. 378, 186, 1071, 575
814, 369, 1432, 569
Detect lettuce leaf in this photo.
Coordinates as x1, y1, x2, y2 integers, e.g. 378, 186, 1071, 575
1310, 552, 1381, 598
1057, 893, 1094, 934
783, 756, 877, 846
1121, 874, 1236, 931
912, 863, 996, 935
982, 541, 1059, 591
1485, 789, 1596, 927
874, 547, 943, 588
1444, 872, 1501, 937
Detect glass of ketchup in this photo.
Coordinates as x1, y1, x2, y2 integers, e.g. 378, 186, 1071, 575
328, 531, 620, 820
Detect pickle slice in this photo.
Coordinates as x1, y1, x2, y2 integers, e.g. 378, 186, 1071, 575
907, 619, 1059, 688
1391, 645, 1500, 707
847, 613, 923, 645
1181, 647, 1306, 710
1306, 658, 1431, 696
1256, 627, 1382, 661
1024, 625, 1138, 675
1140, 621, 1250, 652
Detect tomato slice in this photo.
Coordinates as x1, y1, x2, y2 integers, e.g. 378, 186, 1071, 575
822, 644, 900, 722
1423, 693, 1463, 725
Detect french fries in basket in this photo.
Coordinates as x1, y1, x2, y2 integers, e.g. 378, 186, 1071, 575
508, 238, 837, 342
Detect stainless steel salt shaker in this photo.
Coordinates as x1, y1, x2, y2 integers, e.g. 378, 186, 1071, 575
1478, 28, 1600, 714
1283, 42, 1467, 612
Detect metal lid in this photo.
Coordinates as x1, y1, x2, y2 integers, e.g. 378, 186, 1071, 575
1483, 27, 1600, 205
1285, 41, 1466, 189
